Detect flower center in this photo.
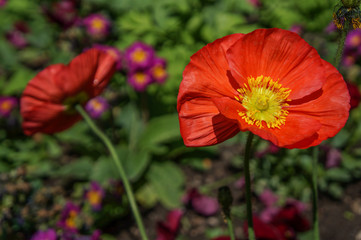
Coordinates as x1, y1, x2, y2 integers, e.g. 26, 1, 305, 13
91, 18, 105, 31
235, 75, 291, 129
131, 49, 147, 63
87, 190, 101, 205
135, 72, 147, 84
1, 101, 12, 111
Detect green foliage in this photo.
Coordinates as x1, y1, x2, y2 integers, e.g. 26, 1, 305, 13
147, 162, 185, 208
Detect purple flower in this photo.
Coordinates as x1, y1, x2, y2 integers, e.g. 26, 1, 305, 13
127, 70, 153, 92
0, 97, 18, 117
57, 202, 81, 232
150, 57, 168, 84
85, 97, 109, 119
93, 44, 123, 70
0, 0, 7, 7
156, 209, 183, 240
345, 29, 361, 49
342, 48, 357, 66
6, 22, 29, 49
43, 0, 79, 29
84, 181, 105, 211
83, 13, 111, 39
259, 189, 278, 208
183, 188, 219, 216
125, 42, 155, 70
289, 24, 303, 35
31, 229, 57, 240
325, 21, 337, 33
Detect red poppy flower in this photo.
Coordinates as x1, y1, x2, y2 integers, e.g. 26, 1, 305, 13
177, 28, 350, 149
21, 48, 116, 135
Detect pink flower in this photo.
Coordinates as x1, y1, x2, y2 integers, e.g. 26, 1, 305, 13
43, 0, 79, 29
57, 202, 81, 232
125, 42, 155, 70
5, 22, 29, 49
85, 96, 109, 119
127, 70, 153, 92
0, 97, 18, 118
150, 57, 168, 84
83, 13, 111, 39
84, 181, 105, 211
183, 188, 219, 216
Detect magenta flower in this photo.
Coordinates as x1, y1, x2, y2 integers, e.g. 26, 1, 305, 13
93, 44, 123, 70
6, 22, 29, 49
43, 0, 79, 29
85, 96, 109, 119
150, 57, 168, 84
83, 13, 111, 39
156, 209, 183, 240
325, 21, 337, 33
259, 189, 278, 208
0, 97, 18, 118
345, 29, 361, 49
125, 42, 155, 70
84, 181, 105, 211
289, 24, 303, 35
183, 188, 219, 216
342, 48, 357, 66
57, 202, 81, 232
0, 0, 7, 7
31, 229, 57, 240
127, 70, 153, 92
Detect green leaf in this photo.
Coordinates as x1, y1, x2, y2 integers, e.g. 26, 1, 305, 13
117, 145, 151, 181
325, 168, 351, 182
3, 68, 35, 95
90, 156, 120, 184
56, 157, 93, 179
135, 183, 158, 208
139, 114, 181, 152
147, 162, 185, 208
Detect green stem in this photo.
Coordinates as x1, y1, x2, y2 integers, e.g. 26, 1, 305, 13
76, 105, 149, 240
244, 132, 255, 240
333, 22, 350, 68
312, 147, 320, 240
227, 217, 236, 240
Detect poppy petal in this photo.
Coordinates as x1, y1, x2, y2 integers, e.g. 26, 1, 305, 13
178, 98, 239, 147
61, 48, 116, 98
285, 60, 350, 148
21, 99, 81, 135
177, 33, 244, 107
22, 64, 66, 103
226, 28, 326, 100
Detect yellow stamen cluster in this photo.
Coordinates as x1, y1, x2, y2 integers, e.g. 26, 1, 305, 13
235, 76, 291, 129
131, 49, 147, 63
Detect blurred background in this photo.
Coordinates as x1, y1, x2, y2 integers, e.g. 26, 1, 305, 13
0, 0, 361, 239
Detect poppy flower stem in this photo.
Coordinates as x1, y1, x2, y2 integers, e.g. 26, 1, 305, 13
244, 132, 255, 240
312, 147, 320, 240
333, 22, 350, 68
75, 104, 149, 240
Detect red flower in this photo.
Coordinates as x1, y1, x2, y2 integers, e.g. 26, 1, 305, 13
21, 48, 116, 135
177, 28, 350, 149
156, 209, 183, 240
346, 81, 361, 109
